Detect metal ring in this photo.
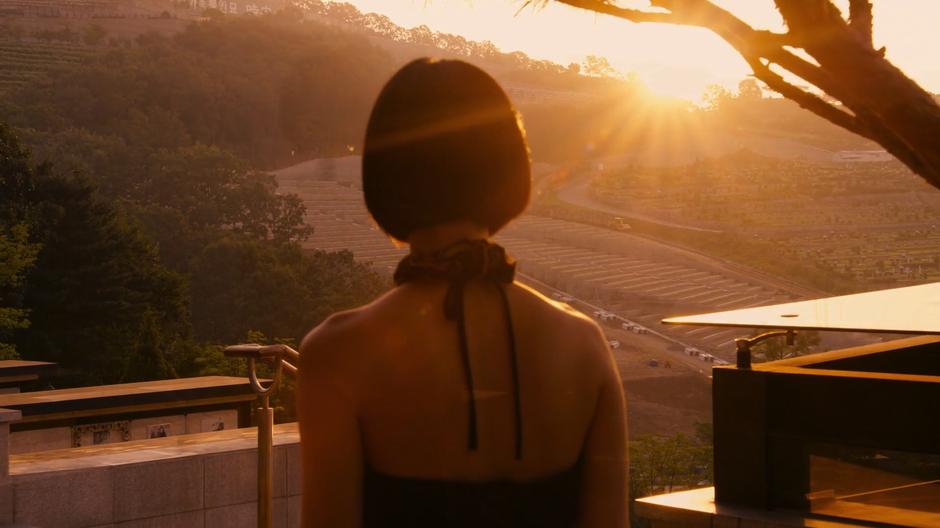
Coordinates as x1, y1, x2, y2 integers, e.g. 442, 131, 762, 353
247, 356, 283, 397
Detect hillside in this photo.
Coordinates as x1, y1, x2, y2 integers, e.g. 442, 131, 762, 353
1, 0, 880, 165
272, 160, 717, 436
588, 151, 940, 290
1, 0, 651, 169
0, 40, 94, 92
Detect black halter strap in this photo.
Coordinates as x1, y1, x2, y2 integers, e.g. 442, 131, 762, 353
394, 240, 523, 461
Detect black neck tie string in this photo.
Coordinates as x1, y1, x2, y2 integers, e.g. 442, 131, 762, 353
393, 239, 522, 460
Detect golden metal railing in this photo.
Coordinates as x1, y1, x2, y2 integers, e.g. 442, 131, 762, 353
733, 330, 795, 369
224, 344, 299, 528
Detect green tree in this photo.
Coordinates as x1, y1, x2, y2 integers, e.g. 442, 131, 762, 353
0, 125, 42, 360
0, 225, 39, 360
279, 51, 389, 158
130, 146, 310, 246
124, 311, 179, 382
702, 84, 732, 111
16, 175, 190, 385
582, 55, 616, 77
751, 329, 821, 362
3, 15, 394, 168
12, 131, 311, 270
737, 78, 763, 101
1, 125, 190, 385
629, 425, 713, 500
188, 237, 386, 344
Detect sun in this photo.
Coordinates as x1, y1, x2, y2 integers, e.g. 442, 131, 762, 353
340, 0, 940, 101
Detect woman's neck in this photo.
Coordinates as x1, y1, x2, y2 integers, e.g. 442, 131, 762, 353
407, 222, 489, 255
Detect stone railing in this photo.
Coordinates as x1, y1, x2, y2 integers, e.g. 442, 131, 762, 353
0, 408, 21, 525
4, 420, 301, 527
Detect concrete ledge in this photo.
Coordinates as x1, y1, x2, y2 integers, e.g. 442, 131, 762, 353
9, 423, 301, 527
636, 488, 874, 528
11, 423, 299, 476
0, 409, 22, 424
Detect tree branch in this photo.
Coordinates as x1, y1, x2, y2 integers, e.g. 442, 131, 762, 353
746, 58, 868, 138
758, 43, 861, 109
848, 0, 873, 48
773, 0, 846, 38
543, 0, 940, 189
540, 0, 680, 24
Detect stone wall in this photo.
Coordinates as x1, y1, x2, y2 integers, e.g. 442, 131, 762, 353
10, 409, 239, 455
7, 423, 301, 527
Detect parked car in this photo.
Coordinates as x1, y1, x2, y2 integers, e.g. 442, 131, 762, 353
607, 339, 621, 349
609, 216, 631, 231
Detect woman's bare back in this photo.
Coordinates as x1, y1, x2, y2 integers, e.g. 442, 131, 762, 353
298, 59, 626, 527
342, 279, 609, 480
353, 282, 606, 480
298, 278, 627, 527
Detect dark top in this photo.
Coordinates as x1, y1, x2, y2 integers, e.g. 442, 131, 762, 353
361, 240, 583, 527
363, 460, 583, 527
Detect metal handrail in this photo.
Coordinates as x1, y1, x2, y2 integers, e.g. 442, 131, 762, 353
734, 330, 795, 369
225, 344, 300, 528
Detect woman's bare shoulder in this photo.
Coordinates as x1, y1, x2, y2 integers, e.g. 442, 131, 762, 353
510, 282, 609, 352
298, 289, 401, 369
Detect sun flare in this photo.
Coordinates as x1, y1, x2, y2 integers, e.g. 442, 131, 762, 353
341, 0, 940, 100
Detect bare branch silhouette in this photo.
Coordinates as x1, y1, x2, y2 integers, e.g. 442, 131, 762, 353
530, 0, 940, 190
848, 0, 874, 48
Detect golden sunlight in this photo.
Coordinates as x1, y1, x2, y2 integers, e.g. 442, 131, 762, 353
342, 0, 940, 100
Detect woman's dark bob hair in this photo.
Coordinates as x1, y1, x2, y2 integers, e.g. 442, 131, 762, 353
363, 58, 531, 242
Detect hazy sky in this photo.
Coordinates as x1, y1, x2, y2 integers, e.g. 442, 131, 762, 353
340, 0, 940, 100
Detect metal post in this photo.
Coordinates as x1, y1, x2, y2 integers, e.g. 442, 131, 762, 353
734, 329, 796, 368
735, 338, 754, 369
247, 356, 280, 528
258, 394, 274, 528
225, 344, 298, 528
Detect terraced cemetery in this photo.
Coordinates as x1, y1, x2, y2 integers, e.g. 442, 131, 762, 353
275, 160, 806, 362
499, 217, 800, 356
590, 154, 940, 288
0, 40, 95, 92
1, 0, 129, 18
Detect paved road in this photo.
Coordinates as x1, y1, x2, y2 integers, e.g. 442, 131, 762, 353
556, 172, 724, 234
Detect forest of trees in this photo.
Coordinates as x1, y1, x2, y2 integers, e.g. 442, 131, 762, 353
0, 122, 386, 386
629, 423, 713, 500
0, 3, 879, 168
0, 3, 890, 385
0, 1, 664, 389
0, 10, 654, 163
0, 13, 410, 385
0, 13, 395, 168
